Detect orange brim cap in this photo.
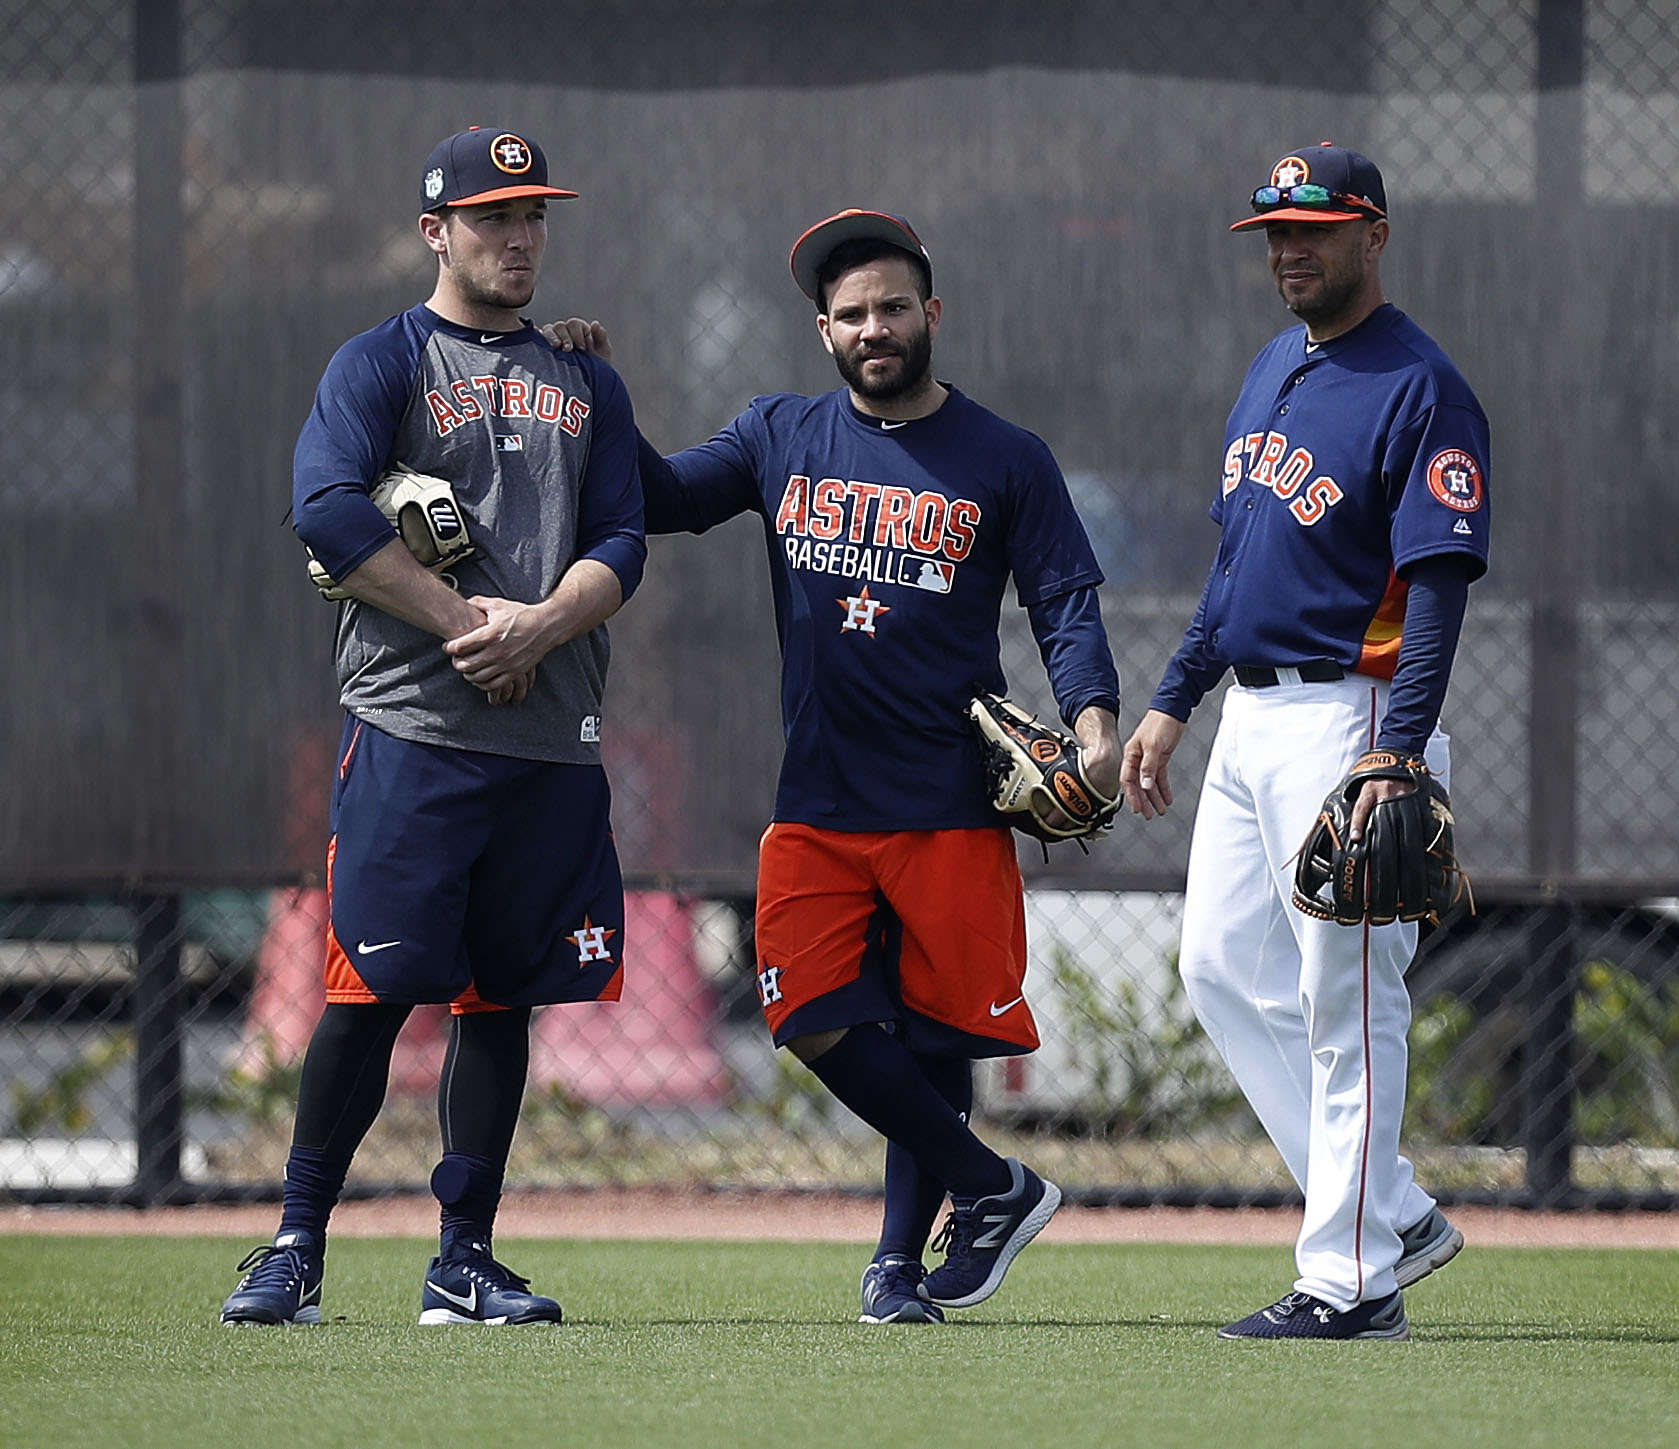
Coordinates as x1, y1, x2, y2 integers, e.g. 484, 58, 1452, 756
1229, 205, 1372, 231
448, 183, 579, 206
790, 209, 931, 299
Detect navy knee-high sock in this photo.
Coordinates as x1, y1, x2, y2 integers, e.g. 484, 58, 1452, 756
280, 1002, 412, 1243
804, 1023, 1010, 1202
875, 1052, 974, 1262
433, 1007, 531, 1258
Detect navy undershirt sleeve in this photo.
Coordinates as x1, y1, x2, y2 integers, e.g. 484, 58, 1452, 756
571, 359, 647, 601
640, 423, 763, 536
1149, 557, 1229, 721
1376, 554, 1473, 755
1025, 585, 1122, 728
291, 327, 415, 580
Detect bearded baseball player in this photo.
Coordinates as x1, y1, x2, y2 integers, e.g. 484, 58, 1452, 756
221, 127, 644, 1327
1121, 144, 1489, 1340
556, 209, 1122, 1322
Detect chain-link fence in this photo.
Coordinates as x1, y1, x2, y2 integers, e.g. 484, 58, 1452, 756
5, 0, 1679, 1209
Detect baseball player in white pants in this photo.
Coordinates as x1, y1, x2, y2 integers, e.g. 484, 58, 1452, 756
1124, 141, 1488, 1340
1178, 677, 1447, 1311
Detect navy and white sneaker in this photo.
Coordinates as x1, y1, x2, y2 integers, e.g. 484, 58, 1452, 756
921, 1157, 1061, 1310
419, 1244, 563, 1325
1395, 1207, 1464, 1288
220, 1229, 324, 1326
1218, 1289, 1410, 1340
859, 1256, 945, 1325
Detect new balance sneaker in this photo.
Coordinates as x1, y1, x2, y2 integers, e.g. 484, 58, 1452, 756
1218, 1289, 1410, 1341
921, 1157, 1062, 1310
1395, 1207, 1464, 1288
220, 1229, 324, 1326
419, 1244, 563, 1325
858, 1256, 945, 1325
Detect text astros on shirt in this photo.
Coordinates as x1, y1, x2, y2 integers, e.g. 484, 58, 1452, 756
293, 304, 627, 765
677, 387, 1103, 831
1204, 303, 1490, 676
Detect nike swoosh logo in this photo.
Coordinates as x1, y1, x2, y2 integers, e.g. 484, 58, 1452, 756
426, 1280, 477, 1312
479, 332, 505, 344
989, 995, 1024, 1017
357, 939, 401, 955
880, 419, 908, 430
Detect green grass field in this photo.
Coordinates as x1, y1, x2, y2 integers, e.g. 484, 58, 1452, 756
5, 1235, 1676, 1449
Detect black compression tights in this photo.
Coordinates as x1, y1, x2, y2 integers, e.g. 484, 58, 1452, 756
291, 1002, 411, 1156
290, 1002, 534, 1164
438, 1006, 533, 1163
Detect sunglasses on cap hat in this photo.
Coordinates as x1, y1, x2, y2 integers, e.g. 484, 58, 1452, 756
1249, 183, 1384, 215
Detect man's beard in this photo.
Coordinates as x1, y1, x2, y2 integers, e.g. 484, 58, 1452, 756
1280, 266, 1362, 327
833, 324, 934, 400
457, 266, 537, 313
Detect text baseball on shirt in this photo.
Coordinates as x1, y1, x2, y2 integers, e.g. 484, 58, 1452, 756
774, 472, 980, 594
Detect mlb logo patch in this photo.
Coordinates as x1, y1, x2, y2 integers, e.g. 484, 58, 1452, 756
912, 560, 954, 593
496, 434, 524, 453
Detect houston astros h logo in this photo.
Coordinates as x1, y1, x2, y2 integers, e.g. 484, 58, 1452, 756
491, 134, 534, 174
1272, 156, 1310, 187
567, 918, 616, 964
838, 585, 890, 634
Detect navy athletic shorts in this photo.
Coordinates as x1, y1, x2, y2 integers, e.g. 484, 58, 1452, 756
321, 715, 625, 1012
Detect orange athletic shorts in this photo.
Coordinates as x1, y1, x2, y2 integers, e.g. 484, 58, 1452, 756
753, 822, 1038, 1057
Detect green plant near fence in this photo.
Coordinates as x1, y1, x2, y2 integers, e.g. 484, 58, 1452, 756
10, 1030, 133, 1134
1574, 961, 1679, 1147
1045, 945, 1249, 1138
1407, 960, 1679, 1149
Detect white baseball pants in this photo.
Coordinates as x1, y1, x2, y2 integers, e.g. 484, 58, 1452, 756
1178, 674, 1447, 1309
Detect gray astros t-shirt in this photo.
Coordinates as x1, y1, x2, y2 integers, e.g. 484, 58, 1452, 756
292, 305, 644, 764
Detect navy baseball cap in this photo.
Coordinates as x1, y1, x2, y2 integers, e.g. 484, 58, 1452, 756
1230, 142, 1387, 231
789, 209, 933, 301
419, 127, 578, 211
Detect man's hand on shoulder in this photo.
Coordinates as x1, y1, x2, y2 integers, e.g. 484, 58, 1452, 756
541, 317, 612, 362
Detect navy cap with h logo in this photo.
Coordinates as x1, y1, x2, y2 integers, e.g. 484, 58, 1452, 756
1230, 142, 1387, 232
419, 127, 578, 211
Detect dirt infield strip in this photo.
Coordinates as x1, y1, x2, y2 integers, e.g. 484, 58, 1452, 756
2, 1192, 1676, 1249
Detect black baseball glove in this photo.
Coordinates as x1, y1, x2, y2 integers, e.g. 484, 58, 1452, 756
968, 693, 1119, 844
1291, 749, 1469, 926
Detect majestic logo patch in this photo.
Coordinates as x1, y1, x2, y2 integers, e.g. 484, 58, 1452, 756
1272, 155, 1310, 188
1426, 449, 1484, 512
579, 715, 600, 743
491, 134, 535, 175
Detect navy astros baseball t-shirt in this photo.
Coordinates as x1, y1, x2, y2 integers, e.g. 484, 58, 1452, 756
642, 387, 1114, 832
